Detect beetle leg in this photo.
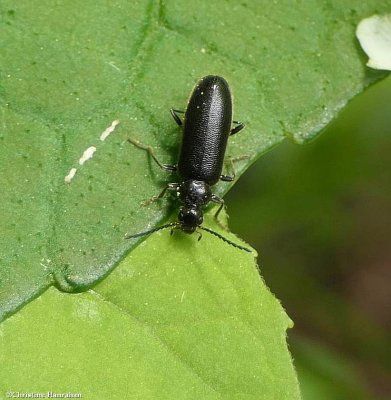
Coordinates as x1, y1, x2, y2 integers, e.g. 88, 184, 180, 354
142, 183, 179, 206
220, 155, 250, 182
211, 194, 225, 220
230, 154, 250, 163
211, 195, 230, 230
170, 109, 185, 126
170, 222, 181, 236
220, 158, 235, 181
127, 138, 177, 172
230, 121, 245, 135
220, 174, 234, 182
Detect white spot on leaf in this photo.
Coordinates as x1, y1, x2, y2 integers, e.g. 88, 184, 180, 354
64, 167, 77, 183
79, 146, 96, 165
100, 120, 120, 141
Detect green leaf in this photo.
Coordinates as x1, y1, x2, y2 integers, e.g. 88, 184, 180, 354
0, 216, 300, 399
1, 0, 390, 320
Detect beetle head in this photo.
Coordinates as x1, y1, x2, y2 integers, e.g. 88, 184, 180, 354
178, 207, 203, 233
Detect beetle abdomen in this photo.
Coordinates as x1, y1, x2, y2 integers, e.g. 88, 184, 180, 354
178, 75, 232, 185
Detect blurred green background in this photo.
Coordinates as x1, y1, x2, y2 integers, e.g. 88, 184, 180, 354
226, 76, 391, 399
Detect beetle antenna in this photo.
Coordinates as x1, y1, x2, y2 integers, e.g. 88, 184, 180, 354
198, 226, 252, 253
125, 222, 179, 239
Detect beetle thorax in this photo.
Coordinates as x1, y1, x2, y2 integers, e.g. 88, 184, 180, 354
177, 180, 211, 234
179, 180, 212, 207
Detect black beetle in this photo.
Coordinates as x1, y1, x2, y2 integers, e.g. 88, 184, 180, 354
126, 75, 251, 252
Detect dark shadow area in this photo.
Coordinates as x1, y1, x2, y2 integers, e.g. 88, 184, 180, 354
226, 76, 391, 399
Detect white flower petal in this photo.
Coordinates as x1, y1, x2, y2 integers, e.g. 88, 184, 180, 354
356, 15, 391, 71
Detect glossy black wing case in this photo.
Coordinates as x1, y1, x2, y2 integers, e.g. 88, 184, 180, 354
178, 75, 232, 185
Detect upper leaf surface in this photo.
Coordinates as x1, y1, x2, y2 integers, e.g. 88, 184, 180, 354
0, 0, 390, 318
0, 219, 300, 399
